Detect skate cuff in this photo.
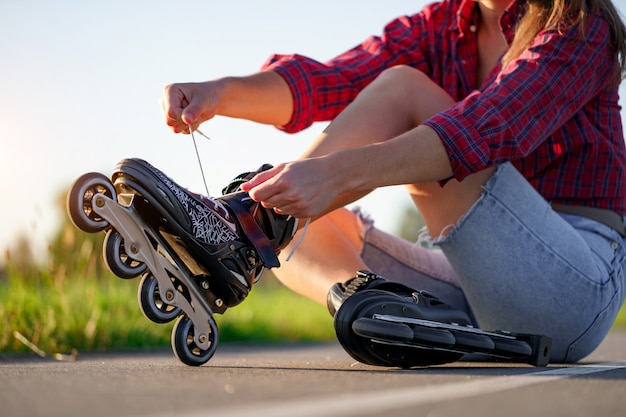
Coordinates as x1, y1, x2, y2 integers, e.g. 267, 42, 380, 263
336, 271, 431, 308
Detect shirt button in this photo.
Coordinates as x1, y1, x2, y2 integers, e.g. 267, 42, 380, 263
612, 241, 619, 250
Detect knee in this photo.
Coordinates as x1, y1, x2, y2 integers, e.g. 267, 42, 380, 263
370, 65, 430, 95
365, 65, 454, 125
381, 65, 429, 81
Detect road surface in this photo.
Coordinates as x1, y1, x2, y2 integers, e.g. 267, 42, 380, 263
1, 331, 625, 417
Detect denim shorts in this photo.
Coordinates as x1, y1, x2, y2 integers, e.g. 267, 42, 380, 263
359, 162, 626, 363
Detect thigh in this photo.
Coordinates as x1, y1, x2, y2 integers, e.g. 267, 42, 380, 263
407, 167, 496, 238
355, 210, 476, 321
436, 162, 626, 362
301, 66, 455, 160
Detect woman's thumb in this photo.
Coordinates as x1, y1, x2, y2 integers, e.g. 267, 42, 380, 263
181, 109, 196, 126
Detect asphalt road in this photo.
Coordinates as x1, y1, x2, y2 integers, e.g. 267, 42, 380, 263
1, 331, 625, 417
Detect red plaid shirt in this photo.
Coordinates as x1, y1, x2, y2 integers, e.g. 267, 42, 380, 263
262, 0, 626, 215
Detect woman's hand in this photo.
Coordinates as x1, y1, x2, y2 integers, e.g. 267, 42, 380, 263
161, 72, 294, 135
241, 158, 346, 219
160, 81, 224, 134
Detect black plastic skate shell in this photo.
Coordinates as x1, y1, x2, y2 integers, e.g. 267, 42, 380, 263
66, 160, 296, 366
333, 271, 552, 368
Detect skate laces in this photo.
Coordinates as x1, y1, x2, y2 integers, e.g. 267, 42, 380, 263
186, 124, 310, 261
189, 124, 211, 197
285, 217, 311, 262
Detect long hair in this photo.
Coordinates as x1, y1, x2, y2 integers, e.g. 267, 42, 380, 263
502, 0, 626, 82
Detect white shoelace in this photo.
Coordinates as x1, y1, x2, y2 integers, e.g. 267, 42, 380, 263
189, 124, 211, 197
187, 124, 310, 261
285, 217, 311, 261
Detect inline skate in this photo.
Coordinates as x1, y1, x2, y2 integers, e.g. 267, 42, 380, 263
67, 158, 297, 366
329, 271, 553, 368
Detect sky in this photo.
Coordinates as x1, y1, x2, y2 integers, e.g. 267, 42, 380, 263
0, 0, 424, 262
1, 0, 626, 263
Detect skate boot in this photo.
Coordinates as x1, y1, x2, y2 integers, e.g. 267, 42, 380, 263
329, 271, 552, 368
112, 158, 297, 307
66, 158, 297, 366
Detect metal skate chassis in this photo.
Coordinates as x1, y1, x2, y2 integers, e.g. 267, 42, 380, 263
67, 172, 223, 366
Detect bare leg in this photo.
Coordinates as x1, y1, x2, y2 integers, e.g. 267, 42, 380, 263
302, 66, 454, 163
274, 66, 492, 304
277, 209, 366, 306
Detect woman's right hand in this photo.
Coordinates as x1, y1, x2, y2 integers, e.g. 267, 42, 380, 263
160, 81, 224, 134
160, 72, 294, 135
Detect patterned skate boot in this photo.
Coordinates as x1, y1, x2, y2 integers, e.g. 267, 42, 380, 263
112, 158, 298, 307
67, 158, 297, 366
329, 271, 552, 368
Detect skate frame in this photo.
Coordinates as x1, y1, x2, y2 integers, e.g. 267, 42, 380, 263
370, 314, 551, 366
92, 193, 215, 351
373, 314, 519, 339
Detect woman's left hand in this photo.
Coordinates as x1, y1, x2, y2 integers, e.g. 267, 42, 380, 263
240, 157, 344, 219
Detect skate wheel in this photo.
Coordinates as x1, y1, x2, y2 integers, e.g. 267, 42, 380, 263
67, 172, 116, 233
492, 338, 532, 358
352, 317, 414, 342
411, 326, 456, 348
103, 229, 147, 279
171, 315, 218, 366
335, 290, 464, 368
450, 331, 495, 353
138, 272, 181, 323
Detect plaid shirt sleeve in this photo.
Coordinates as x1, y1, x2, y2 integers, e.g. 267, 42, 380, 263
424, 15, 617, 182
261, 11, 435, 133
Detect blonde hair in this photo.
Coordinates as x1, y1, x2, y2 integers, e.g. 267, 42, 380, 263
502, 0, 626, 82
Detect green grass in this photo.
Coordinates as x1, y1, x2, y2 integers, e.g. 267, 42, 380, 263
0, 215, 335, 356
614, 304, 626, 328
0, 266, 335, 355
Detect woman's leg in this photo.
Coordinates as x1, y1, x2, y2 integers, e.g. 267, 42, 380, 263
277, 207, 473, 317
276, 209, 367, 306
434, 163, 626, 362
272, 65, 625, 363
301, 65, 495, 237
274, 66, 484, 304
301, 66, 455, 158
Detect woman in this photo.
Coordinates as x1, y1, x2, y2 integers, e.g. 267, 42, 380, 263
161, 0, 626, 363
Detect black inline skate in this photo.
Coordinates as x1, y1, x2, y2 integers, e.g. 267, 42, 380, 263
67, 158, 297, 366
329, 271, 553, 368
